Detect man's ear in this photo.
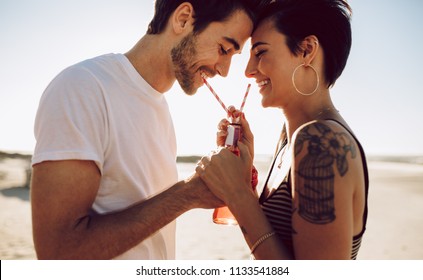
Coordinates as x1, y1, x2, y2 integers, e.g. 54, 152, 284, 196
301, 35, 319, 66
171, 2, 195, 34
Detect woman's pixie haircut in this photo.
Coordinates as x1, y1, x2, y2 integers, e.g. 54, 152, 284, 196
258, 0, 352, 87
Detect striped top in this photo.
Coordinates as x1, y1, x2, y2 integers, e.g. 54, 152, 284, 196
259, 121, 369, 259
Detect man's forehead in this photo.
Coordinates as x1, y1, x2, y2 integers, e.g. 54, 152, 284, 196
218, 10, 253, 34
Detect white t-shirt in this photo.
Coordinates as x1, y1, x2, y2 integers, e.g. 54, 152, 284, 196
32, 53, 178, 259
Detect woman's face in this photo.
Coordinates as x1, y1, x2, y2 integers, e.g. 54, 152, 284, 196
245, 19, 300, 108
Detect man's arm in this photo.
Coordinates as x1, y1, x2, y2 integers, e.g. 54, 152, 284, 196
31, 160, 219, 259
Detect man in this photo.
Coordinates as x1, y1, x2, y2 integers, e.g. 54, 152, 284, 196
31, 0, 264, 259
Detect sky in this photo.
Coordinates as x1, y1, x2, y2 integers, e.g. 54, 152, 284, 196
0, 0, 422, 157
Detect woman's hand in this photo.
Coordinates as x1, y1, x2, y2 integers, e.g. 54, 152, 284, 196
182, 172, 225, 209
195, 142, 254, 205
216, 106, 255, 160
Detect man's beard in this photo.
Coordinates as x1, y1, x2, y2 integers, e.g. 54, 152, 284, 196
171, 33, 198, 96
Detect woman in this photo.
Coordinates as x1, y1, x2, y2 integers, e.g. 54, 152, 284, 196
196, 0, 369, 259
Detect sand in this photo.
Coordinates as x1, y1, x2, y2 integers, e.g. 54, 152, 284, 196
1, 155, 422, 260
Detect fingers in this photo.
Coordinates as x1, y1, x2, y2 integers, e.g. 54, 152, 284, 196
227, 106, 237, 118
196, 155, 210, 171
195, 150, 220, 173
239, 113, 253, 141
228, 106, 244, 122
231, 114, 253, 159
188, 170, 225, 209
216, 118, 229, 147
238, 141, 252, 163
217, 118, 230, 130
227, 108, 253, 141
195, 148, 230, 177
195, 164, 204, 176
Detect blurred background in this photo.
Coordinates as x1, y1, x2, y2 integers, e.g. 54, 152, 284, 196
1, 0, 422, 260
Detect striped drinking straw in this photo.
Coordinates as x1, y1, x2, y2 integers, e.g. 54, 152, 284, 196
201, 73, 229, 113
201, 72, 251, 116
239, 83, 251, 113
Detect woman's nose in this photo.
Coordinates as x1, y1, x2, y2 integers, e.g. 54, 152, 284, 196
245, 59, 257, 78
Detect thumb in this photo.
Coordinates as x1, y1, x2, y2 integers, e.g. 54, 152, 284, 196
239, 113, 253, 140
238, 141, 252, 164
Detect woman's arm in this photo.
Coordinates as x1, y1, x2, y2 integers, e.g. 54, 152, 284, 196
290, 120, 363, 259
197, 143, 293, 259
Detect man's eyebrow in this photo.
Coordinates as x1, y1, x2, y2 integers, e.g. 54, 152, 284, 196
223, 36, 240, 51
251, 42, 269, 50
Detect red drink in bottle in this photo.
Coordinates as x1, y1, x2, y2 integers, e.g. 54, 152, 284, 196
200, 76, 254, 225
213, 122, 241, 225
212, 119, 258, 225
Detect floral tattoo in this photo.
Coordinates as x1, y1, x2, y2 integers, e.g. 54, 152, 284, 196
294, 122, 357, 224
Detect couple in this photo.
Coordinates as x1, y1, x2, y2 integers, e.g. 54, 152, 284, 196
31, 0, 368, 260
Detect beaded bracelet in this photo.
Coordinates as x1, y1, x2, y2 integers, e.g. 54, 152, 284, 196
250, 231, 276, 255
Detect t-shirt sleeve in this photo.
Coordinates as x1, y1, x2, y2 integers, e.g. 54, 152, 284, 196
32, 65, 108, 174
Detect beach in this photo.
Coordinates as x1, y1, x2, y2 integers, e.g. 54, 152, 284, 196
1, 153, 422, 260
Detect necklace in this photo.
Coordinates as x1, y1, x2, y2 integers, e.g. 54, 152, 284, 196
277, 147, 288, 169
277, 139, 289, 169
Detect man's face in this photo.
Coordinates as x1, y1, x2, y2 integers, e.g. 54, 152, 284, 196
171, 10, 253, 95
171, 33, 198, 95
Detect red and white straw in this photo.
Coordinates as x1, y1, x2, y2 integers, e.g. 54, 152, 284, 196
239, 83, 251, 113
201, 72, 251, 115
201, 73, 229, 113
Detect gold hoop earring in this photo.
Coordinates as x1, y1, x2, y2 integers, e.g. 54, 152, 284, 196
292, 63, 320, 96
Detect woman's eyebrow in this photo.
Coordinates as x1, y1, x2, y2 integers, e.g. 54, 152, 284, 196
251, 42, 269, 50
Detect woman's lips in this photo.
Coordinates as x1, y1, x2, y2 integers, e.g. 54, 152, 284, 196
258, 79, 269, 87
258, 79, 270, 89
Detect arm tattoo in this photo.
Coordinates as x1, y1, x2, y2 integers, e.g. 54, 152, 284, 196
294, 122, 356, 224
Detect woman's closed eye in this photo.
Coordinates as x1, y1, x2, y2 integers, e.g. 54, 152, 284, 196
255, 49, 266, 58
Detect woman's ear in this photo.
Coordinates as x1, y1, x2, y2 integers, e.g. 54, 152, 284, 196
301, 35, 319, 66
171, 2, 195, 34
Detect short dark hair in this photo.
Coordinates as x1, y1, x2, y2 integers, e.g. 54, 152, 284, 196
147, 0, 271, 35
259, 0, 352, 87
